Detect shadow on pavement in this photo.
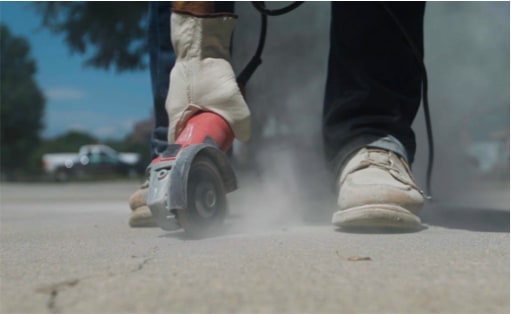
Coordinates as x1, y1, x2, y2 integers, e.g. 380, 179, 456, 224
421, 206, 510, 233
155, 207, 510, 237
335, 225, 427, 235
158, 231, 189, 240
157, 222, 240, 241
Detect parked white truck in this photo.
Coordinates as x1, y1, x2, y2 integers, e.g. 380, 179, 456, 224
42, 144, 143, 181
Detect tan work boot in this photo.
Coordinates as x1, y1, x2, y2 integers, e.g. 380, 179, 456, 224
128, 181, 156, 227
333, 148, 425, 230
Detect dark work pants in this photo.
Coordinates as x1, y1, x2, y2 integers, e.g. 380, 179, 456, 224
323, 2, 425, 171
147, 2, 173, 158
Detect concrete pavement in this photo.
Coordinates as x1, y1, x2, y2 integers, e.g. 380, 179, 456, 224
0, 181, 509, 314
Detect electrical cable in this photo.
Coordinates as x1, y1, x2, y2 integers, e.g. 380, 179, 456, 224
237, 2, 434, 197
236, 4, 267, 87
381, 3, 434, 198
237, 2, 304, 86
251, 1, 304, 16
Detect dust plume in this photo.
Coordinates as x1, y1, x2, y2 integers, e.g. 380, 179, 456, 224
226, 2, 509, 233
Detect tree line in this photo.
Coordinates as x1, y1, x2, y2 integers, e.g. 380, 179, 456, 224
1, 3, 151, 180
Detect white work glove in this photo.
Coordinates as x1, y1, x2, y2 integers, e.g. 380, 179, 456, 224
165, 10, 251, 143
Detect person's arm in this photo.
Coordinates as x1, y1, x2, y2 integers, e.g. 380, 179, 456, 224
172, 2, 214, 15
165, 1, 251, 144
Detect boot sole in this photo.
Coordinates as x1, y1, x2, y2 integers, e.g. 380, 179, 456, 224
332, 204, 422, 230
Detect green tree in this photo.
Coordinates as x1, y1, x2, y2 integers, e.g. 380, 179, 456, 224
32, 2, 148, 72
0, 24, 45, 179
39, 130, 99, 153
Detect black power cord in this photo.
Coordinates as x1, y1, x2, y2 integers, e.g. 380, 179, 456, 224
381, 3, 434, 198
236, 2, 304, 87
237, 2, 434, 197
251, 1, 304, 16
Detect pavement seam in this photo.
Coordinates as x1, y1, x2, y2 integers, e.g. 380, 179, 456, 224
133, 257, 153, 272
35, 279, 80, 314
34, 255, 155, 313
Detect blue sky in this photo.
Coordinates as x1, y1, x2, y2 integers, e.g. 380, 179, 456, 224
1, 2, 153, 140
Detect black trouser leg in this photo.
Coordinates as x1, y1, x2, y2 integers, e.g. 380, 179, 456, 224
323, 2, 425, 171
148, 2, 174, 158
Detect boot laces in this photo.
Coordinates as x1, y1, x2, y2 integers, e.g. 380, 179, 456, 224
345, 149, 430, 199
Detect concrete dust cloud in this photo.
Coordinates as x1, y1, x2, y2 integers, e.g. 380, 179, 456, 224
227, 2, 332, 232
416, 2, 509, 209
226, 2, 509, 232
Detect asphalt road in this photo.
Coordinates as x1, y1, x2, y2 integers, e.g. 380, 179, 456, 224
0, 180, 509, 314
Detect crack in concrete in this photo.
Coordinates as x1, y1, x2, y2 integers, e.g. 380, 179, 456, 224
133, 257, 152, 272
35, 254, 155, 313
36, 279, 80, 314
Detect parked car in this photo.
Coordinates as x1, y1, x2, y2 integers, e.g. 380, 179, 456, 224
43, 145, 143, 181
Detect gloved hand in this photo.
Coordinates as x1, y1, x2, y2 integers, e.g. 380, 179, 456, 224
165, 10, 251, 143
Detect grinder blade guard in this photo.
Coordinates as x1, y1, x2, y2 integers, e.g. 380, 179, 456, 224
146, 142, 237, 237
